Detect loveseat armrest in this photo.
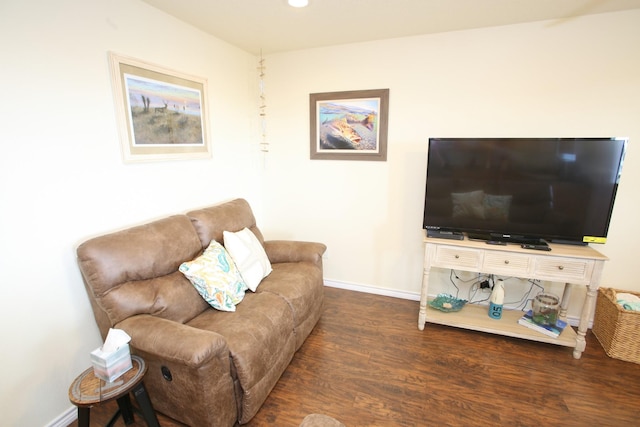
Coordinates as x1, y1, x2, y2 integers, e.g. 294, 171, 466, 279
117, 314, 229, 367
263, 240, 327, 267
117, 315, 238, 426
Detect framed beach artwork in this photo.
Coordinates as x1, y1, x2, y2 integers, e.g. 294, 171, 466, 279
108, 52, 211, 162
309, 89, 389, 161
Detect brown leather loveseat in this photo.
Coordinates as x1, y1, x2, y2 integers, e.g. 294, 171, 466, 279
77, 199, 326, 426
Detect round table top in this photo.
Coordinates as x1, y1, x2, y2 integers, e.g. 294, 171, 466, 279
69, 355, 146, 406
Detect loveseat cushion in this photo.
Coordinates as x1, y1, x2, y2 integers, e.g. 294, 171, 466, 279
77, 215, 207, 337
257, 262, 325, 350
100, 271, 208, 326
187, 199, 265, 250
186, 291, 296, 423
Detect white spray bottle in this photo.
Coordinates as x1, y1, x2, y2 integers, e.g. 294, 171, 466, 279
488, 279, 505, 319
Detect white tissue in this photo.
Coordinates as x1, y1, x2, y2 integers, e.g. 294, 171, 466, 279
102, 328, 131, 353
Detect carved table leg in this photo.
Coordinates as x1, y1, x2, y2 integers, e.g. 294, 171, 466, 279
559, 282, 572, 320
418, 243, 435, 331
573, 283, 598, 359
418, 266, 431, 330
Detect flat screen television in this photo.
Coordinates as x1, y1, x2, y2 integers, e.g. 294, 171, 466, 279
422, 137, 627, 245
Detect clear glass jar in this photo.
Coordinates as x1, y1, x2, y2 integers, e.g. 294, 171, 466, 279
532, 293, 560, 325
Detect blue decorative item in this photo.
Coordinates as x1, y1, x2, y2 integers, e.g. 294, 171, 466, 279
428, 294, 468, 312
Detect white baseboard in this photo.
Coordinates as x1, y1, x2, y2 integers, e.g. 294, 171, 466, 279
323, 279, 420, 301
45, 406, 76, 427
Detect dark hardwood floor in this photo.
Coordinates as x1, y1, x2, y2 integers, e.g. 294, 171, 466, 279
69, 286, 640, 426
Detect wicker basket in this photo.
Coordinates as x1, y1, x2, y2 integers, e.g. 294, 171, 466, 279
592, 287, 640, 364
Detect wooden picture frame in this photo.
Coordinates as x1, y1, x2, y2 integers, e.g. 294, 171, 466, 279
108, 52, 211, 163
310, 89, 389, 161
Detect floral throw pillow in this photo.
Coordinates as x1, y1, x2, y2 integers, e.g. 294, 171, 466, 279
179, 240, 248, 312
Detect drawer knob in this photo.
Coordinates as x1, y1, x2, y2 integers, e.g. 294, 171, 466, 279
504, 260, 510, 265
455, 255, 460, 259
558, 265, 564, 270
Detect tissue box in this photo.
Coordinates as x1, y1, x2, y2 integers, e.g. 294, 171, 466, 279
90, 344, 133, 382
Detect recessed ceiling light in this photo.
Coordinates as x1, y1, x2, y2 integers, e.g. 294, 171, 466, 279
288, 0, 309, 7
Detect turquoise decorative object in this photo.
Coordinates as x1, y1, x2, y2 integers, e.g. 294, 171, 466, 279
428, 294, 468, 312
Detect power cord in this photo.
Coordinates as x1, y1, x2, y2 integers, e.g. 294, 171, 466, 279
467, 273, 493, 303
508, 279, 544, 311
451, 273, 545, 310
449, 270, 488, 299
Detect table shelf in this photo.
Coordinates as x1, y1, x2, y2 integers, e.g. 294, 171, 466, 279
425, 302, 577, 347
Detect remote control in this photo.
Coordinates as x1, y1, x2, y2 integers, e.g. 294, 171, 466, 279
521, 243, 552, 251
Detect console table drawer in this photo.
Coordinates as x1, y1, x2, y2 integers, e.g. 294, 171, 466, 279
433, 246, 481, 269
534, 257, 594, 282
483, 252, 531, 275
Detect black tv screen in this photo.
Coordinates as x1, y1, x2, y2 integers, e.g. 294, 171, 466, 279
422, 137, 627, 245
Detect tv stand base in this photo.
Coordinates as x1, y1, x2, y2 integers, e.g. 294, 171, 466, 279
418, 236, 608, 359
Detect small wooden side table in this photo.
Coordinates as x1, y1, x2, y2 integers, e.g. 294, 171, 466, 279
69, 355, 160, 427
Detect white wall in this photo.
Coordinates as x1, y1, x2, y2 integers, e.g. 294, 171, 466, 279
263, 11, 640, 309
0, 1, 260, 425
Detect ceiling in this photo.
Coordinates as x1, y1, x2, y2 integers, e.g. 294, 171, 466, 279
141, 0, 640, 54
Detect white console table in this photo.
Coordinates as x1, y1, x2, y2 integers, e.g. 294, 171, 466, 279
418, 236, 608, 359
